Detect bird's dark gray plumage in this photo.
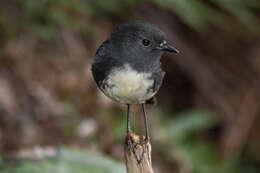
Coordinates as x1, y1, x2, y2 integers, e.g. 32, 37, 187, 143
91, 21, 179, 141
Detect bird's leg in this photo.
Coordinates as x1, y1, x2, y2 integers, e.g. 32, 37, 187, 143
142, 103, 150, 142
127, 104, 131, 133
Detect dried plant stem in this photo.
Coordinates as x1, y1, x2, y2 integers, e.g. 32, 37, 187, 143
124, 132, 154, 173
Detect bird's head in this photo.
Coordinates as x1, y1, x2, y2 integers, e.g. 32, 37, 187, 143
110, 21, 179, 63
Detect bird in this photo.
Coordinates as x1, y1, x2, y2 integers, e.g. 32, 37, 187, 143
91, 21, 179, 142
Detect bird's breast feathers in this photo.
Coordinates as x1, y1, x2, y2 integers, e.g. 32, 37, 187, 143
101, 64, 156, 104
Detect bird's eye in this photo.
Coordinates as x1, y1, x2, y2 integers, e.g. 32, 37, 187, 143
142, 39, 150, 46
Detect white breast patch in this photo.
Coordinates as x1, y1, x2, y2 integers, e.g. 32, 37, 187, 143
101, 64, 156, 104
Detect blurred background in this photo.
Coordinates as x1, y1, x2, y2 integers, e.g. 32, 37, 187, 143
0, 0, 260, 173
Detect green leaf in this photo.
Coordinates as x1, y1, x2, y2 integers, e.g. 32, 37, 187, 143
2, 148, 125, 173
164, 109, 218, 141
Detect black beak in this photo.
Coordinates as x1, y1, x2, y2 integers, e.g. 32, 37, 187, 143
162, 43, 180, 53
159, 41, 180, 53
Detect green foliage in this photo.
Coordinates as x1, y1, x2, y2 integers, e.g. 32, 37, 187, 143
164, 109, 218, 142
152, 0, 227, 31
1, 148, 125, 173
16, 0, 141, 39
86, 0, 140, 14
158, 109, 259, 173
13, 0, 260, 36
1, 0, 258, 42
62, 101, 81, 138
99, 108, 127, 141
152, 0, 260, 32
